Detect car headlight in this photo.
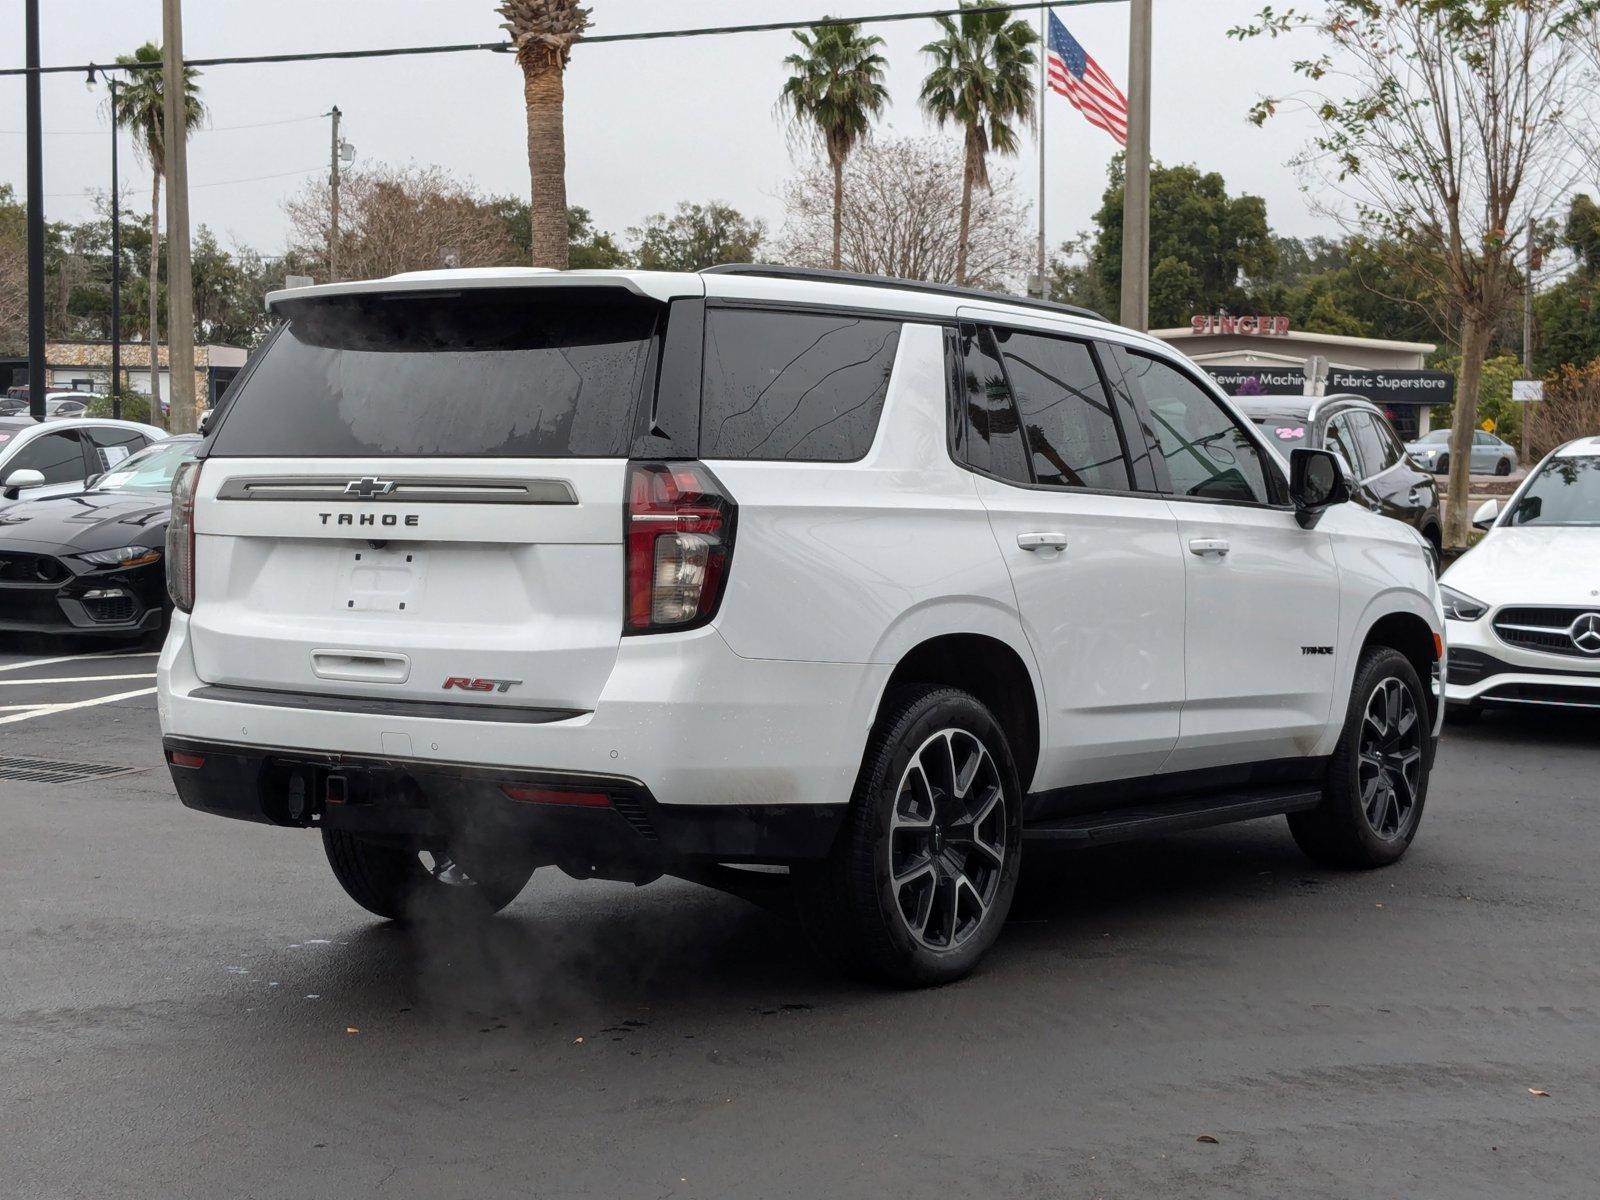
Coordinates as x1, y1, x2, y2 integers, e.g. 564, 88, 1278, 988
76, 545, 162, 568
1440, 585, 1488, 621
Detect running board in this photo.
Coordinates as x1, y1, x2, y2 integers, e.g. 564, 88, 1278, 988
1023, 786, 1323, 846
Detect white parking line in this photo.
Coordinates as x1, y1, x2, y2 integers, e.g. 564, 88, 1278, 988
0, 686, 158, 725
0, 673, 157, 687
0, 651, 159, 674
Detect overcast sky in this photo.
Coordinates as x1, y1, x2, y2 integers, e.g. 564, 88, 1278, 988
1, 1, 1333, 268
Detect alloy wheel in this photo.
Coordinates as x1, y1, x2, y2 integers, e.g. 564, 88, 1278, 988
886, 729, 1007, 951
1358, 677, 1423, 839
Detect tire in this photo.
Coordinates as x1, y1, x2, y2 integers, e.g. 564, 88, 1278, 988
1445, 702, 1482, 726
322, 829, 535, 921
1422, 527, 1442, 575
1435, 454, 1449, 476
1495, 457, 1512, 477
1289, 647, 1430, 869
795, 685, 1024, 987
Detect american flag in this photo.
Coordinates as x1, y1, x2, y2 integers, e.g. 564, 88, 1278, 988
1046, 11, 1129, 146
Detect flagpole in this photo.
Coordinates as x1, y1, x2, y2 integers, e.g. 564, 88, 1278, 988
1036, 4, 1048, 299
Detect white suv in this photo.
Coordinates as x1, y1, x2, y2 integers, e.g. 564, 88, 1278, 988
158, 265, 1444, 984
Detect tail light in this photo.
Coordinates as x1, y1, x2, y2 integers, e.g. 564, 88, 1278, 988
166, 459, 202, 612
624, 461, 736, 634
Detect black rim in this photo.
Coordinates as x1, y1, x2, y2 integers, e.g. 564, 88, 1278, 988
887, 729, 1007, 951
1358, 677, 1423, 839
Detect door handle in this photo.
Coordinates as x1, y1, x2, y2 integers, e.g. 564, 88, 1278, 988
1017, 531, 1069, 552
1188, 538, 1230, 557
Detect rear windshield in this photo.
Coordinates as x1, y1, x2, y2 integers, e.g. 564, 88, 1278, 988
208, 288, 658, 457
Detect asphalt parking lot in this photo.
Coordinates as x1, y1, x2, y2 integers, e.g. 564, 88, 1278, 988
4, 640, 1598, 1200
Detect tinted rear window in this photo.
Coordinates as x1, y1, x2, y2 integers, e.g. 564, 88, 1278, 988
700, 309, 901, 462
209, 289, 658, 457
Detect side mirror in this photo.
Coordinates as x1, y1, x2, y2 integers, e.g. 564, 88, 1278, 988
1472, 498, 1500, 530
1289, 448, 1350, 528
1, 467, 46, 500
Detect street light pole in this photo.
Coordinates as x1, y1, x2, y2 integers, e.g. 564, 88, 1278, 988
1119, 0, 1152, 331
162, 0, 198, 433
328, 105, 342, 281
24, 0, 46, 423
109, 73, 122, 420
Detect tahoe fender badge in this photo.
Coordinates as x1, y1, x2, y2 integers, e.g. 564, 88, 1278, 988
1301, 646, 1334, 656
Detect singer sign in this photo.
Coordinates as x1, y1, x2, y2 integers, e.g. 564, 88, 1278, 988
1190, 313, 1292, 336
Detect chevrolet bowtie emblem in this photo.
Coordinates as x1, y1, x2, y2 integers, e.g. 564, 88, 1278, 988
343, 477, 397, 498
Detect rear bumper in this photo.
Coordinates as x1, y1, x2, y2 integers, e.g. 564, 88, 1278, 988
164, 736, 846, 871
159, 613, 889, 812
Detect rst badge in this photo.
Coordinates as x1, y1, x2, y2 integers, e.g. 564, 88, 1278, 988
442, 676, 523, 694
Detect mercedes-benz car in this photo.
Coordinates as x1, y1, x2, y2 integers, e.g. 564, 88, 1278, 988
1441, 435, 1600, 719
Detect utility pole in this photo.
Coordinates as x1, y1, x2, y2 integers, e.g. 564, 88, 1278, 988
1035, 6, 1047, 300
24, 0, 46, 423
328, 105, 342, 281
162, 0, 197, 433
108, 73, 122, 419
1119, 0, 1152, 331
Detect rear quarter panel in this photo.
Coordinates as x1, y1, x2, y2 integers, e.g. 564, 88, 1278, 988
707, 320, 1041, 681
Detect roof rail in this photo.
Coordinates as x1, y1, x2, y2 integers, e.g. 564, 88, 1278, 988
700, 263, 1107, 324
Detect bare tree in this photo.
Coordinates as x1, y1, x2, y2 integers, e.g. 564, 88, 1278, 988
0, 196, 25, 351
1234, 2, 1594, 545
286, 165, 519, 281
778, 136, 1034, 291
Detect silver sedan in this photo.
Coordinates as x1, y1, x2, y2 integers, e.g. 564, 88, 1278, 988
1405, 429, 1519, 476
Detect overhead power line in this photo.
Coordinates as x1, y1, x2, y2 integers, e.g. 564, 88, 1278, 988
0, 2, 1123, 78
1, 114, 324, 136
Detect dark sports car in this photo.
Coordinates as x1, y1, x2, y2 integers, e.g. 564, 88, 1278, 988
0, 435, 199, 638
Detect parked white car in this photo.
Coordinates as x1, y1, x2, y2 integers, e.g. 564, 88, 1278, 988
1441, 436, 1600, 719
158, 265, 1444, 984
0, 417, 168, 509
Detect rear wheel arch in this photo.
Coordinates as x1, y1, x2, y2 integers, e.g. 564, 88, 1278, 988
876, 633, 1042, 793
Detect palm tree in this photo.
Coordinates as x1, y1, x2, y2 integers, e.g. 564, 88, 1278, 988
497, 0, 591, 269
113, 42, 205, 403
919, 3, 1038, 285
778, 21, 890, 271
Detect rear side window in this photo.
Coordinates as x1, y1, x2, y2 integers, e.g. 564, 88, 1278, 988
958, 326, 1028, 483
209, 289, 658, 457
993, 330, 1130, 490
86, 426, 149, 471
699, 309, 900, 461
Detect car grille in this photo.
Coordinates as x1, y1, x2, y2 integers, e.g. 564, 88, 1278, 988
0, 550, 68, 584
82, 593, 138, 623
1492, 606, 1600, 659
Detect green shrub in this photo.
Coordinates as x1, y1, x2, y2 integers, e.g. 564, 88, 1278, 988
85, 391, 159, 426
